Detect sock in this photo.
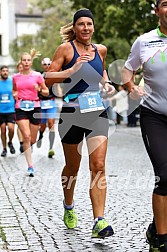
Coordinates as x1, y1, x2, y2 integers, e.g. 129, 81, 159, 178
49, 131, 55, 149
39, 131, 43, 140
152, 218, 156, 230
158, 234, 167, 248
63, 200, 74, 210
94, 216, 104, 223
150, 218, 157, 233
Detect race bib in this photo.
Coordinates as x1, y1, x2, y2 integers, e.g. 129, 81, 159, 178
0, 94, 10, 103
40, 100, 54, 109
20, 100, 34, 111
78, 91, 104, 113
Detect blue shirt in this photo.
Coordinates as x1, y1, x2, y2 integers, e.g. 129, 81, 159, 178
0, 77, 15, 113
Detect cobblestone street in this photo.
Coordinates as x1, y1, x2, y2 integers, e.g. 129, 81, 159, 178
0, 123, 154, 251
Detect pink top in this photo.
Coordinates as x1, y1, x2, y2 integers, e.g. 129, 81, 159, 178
13, 71, 44, 108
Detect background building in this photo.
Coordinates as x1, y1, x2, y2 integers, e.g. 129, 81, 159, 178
0, 0, 43, 68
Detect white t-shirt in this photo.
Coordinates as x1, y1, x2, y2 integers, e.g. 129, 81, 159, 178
125, 29, 167, 115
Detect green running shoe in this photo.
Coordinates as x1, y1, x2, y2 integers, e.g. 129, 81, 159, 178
92, 217, 114, 239
48, 149, 55, 158
146, 223, 160, 252
159, 242, 167, 252
64, 209, 78, 229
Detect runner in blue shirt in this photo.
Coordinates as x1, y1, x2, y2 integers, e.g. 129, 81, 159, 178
0, 66, 15, 157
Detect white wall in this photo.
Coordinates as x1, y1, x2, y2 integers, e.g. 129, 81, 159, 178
0, 0, 10, 56
16, 18, 42, 37
0, 0, 43, 67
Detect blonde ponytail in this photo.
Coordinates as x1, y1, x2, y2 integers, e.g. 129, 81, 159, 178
30, 48, 41, 60
21, 48, 41, 61
60, 22, 76, 42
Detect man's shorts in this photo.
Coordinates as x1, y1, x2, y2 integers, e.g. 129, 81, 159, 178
41, 106, 57, 124
0, 113, 15, 125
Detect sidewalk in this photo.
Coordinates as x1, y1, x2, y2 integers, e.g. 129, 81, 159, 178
0, 123, 153, 251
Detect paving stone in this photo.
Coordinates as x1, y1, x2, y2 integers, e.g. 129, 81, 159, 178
0, 125, 152, 251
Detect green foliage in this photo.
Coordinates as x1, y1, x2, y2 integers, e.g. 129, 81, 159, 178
10, 0, 73, 70
10, 0, 159, 70
9, 34, 34, 65
72, 0, 158, 65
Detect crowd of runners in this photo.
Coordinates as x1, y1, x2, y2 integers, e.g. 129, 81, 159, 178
0, 54, 62, 173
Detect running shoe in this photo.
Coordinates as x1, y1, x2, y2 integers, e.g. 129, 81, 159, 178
27, 167, 34, 177
8, 142, 15, 154
146, 223, 160, 252
92, 217, 114, 239
48, 149, 55, 158
1, 148, 7, 157
37, 132, 43, 148
64, 208, 78, 229
159, 242, 167, 252
37, 139, 42, 148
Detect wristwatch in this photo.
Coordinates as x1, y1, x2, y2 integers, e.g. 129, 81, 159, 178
39, 87, 42, 93
43, 72, 46, 79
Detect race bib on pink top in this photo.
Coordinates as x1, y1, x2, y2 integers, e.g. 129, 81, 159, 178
13, 71, 44, 109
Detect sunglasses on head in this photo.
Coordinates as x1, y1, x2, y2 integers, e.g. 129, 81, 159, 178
43, 63, 51, 66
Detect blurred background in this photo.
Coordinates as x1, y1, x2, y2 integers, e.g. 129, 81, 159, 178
0, 0, 158, 73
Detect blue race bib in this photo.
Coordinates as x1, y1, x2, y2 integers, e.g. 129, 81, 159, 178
0, 94, 10, 103
78, 91, 104, 113
40, 100, 54, 109
20, 100, 34, 111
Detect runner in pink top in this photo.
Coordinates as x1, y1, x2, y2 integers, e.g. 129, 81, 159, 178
13, 71, 43, 109
13, 49, 49, 177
